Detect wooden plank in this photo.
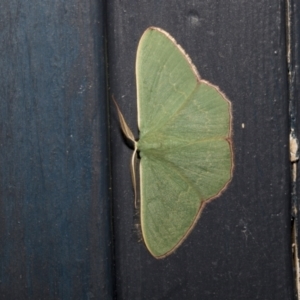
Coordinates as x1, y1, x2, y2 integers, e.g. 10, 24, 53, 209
0, 1, 113, 299
290, 0, 300, 297
107, 1, 295, 299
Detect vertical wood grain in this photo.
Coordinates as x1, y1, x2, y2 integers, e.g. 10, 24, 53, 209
107, 1, 295, 299
0, 1, 113, 299
290, 0, 300, 296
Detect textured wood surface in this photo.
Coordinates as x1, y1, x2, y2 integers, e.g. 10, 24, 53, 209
291, 0, 300, 295
108, 1, 295, 299
1, 0, 297, 299
0, 1, 112, 299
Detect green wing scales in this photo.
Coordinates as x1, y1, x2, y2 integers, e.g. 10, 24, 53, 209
135, 27, 233, 258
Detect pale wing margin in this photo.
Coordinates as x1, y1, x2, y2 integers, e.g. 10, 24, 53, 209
140, 138, 232, 258
136, 27, 200, 136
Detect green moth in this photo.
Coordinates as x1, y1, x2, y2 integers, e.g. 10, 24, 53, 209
115, 27, 233, 259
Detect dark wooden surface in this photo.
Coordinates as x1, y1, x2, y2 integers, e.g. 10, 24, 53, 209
0, 0, 112, 299
291, 0, 300, 291
108, 1, 295, 299
1, 0, 298, 299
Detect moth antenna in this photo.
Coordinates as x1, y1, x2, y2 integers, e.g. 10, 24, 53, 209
112, 95, 139, 207
112, 95, 136, 144
131, 147, 138, 208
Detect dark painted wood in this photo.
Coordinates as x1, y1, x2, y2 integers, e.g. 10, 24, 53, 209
291, 0, 300, 293
0, 1, 112, 299
108, 1, 295, 299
